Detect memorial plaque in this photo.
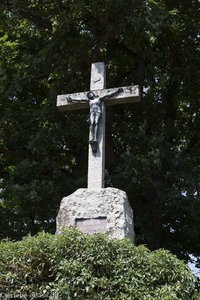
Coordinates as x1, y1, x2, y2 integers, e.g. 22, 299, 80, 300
75, 217, 107, 234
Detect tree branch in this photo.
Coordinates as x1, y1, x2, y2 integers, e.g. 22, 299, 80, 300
0, 2, 52, 31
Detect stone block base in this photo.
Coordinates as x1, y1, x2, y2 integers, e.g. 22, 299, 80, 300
56, 187, 135, 243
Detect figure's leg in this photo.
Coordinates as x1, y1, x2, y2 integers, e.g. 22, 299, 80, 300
89, 114, 95, 143
93, 116, 100, 142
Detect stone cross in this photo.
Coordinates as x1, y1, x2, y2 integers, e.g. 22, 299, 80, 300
57, 62, 140, 189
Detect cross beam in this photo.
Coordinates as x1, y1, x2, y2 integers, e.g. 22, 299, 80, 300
57, 85, 139, 111
57, 62, 140, 189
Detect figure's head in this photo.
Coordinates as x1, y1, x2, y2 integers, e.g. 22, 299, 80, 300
87, 91, 95, 100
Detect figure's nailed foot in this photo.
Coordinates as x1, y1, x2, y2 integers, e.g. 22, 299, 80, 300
89, 139, 94, 144
90, 140, 98, 154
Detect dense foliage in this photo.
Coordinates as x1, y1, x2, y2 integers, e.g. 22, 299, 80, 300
0, 229, 198, 299
0, 0, 199, 272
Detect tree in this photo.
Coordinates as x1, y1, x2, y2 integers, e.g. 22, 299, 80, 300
0, 0, 199, 271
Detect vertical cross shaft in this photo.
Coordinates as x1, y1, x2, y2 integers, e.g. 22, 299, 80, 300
88, 62, 106, 188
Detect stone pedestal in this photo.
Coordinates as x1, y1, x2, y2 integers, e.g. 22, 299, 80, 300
56, 187, 135, 243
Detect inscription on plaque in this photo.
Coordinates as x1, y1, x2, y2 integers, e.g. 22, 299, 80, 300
75, 217, 107, 234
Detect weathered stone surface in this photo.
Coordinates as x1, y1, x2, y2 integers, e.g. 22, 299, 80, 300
56, 187, 135, 242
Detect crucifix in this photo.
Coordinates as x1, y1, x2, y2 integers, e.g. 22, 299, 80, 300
57, 62, 140, 189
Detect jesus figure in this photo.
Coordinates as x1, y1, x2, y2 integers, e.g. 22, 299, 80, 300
67, 87, 123, 152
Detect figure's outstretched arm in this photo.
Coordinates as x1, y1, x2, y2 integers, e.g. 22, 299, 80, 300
100, 87, 123, 102
66, 96, 88, 103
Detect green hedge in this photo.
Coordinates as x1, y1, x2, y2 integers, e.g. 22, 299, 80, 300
0, 228, 198, 299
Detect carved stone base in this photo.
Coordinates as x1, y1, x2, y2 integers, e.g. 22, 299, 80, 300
56, 187, 135, 243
